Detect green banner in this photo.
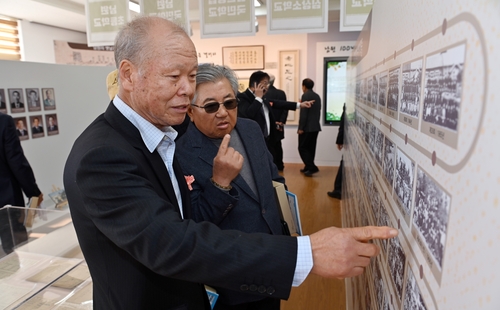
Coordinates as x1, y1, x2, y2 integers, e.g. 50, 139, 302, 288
270, 0, 323, 19
142, 0, 186, 23
87, 0, 128, 33
202, 0, 252, 23
345, 0, 373, 15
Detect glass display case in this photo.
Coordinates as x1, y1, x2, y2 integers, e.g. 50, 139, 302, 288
0, 205, 91, 309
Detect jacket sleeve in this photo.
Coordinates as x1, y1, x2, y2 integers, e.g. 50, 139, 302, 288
4, 116, 41, 198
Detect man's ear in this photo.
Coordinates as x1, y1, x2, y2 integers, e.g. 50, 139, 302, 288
118, 60, 135, 92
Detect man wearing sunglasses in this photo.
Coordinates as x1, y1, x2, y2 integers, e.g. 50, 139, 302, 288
237, 71, 314, 163
177, 63, 287, 309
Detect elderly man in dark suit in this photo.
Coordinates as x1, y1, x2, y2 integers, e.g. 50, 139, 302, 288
0, 112, 43, 254
63, 16, 396, 310
263, 75, 288, 171
298, 78, 322, 177
177, 64, 287, 310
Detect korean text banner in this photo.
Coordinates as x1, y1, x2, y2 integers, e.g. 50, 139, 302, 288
200, 0, 255, 38
140, 0, 191, 34
267, 0, 328, 34
339, 0, 373, 32
86, 0, 129, 47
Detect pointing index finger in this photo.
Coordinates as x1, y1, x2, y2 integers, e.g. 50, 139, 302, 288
217, 134, 231, 155
349, 226, 398, 242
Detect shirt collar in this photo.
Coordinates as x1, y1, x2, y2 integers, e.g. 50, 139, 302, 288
112, 95, 178, 153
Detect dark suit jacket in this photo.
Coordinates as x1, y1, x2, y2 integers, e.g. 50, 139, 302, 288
336, 104, 346, 145
0, 113, 41, 207
238, 89, 296, 141
176, 118, 285, 305
264, 86, 288, 140
299, 89, 322, 132
32, 126, 44, 134
11, 102, 24, 109
0, 101, 5, 110
17, 129, 28, 137
63, 103, 297, 310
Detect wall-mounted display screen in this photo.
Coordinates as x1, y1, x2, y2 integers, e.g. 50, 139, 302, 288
323, 57, 348, 125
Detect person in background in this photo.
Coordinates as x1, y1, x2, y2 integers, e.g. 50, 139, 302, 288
237, 71, 313, 162
177, 64, 287, 310
10, 90, 24, 109
263, 74, 288, 172
27, 90, 39, 108
0, 112, 43, 254
31, 117, 44, 134
328, 103, 345, 199
298, 78, 321, 177
63, 16, 397, 309
47, 116, 58, 132
16, 119, 28, 137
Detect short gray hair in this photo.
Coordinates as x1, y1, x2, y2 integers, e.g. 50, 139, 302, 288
114, 16, 187, 71
192, 64, 239, 104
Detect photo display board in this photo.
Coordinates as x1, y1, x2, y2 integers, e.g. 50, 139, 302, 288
343, 1, 500, 309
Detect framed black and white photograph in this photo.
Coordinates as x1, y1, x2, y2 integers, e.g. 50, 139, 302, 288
383, 136, 396, 188
388, 236, 406, 304
30, 115, 45, 139
378, 71, 388, 113
373, 127, 384, 167
26, 88, 41, 112
369, 182, 381, 223
355, 79, 361, 100
366, 75, 373, 104
8, 88, 25, 113
403, 265, 428, 310
393, 148, 415, 223
0, 89, 6, 113
371, 74, 379, 107
362, 77, 369, 103
399, 58, 422, 129
42, 88, 56, 110
373, 260, 387, 310
13, 116, 29, 141
412, 167, 451, 282
45, 114, 59, 136
421, 43, 466, 149
386, 66, 400, 119
377, 205, 391, 256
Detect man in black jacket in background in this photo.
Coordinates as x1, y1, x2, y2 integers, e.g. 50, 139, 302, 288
298, 78, 321, 176
263, 75, 288, 171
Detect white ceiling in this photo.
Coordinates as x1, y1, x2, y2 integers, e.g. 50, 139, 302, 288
0, 0, 340, 33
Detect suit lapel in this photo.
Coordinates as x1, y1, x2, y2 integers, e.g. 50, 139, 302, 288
104, 103, 182, 215
234, 121, 266, 203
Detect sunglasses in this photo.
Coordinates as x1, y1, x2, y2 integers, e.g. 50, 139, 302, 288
191, 98, 238, 114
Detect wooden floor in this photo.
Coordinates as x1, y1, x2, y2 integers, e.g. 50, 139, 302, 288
279, 163, 346, 310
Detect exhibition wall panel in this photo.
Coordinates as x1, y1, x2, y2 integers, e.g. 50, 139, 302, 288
343, 1, 500, 309
0, 60, 111, 208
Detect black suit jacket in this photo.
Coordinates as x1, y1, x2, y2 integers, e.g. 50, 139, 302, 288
63, 102, 297, 310
11, 102, 24, 109
238, 89, 296, 142
264, 86, 288, 140
0, 113, 41, 207
299, 89, 322, 132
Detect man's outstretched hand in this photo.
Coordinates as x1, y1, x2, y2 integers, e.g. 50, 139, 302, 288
309, 226, 398, 278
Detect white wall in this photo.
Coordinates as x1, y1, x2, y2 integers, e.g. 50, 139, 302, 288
19, 20, 87, 64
